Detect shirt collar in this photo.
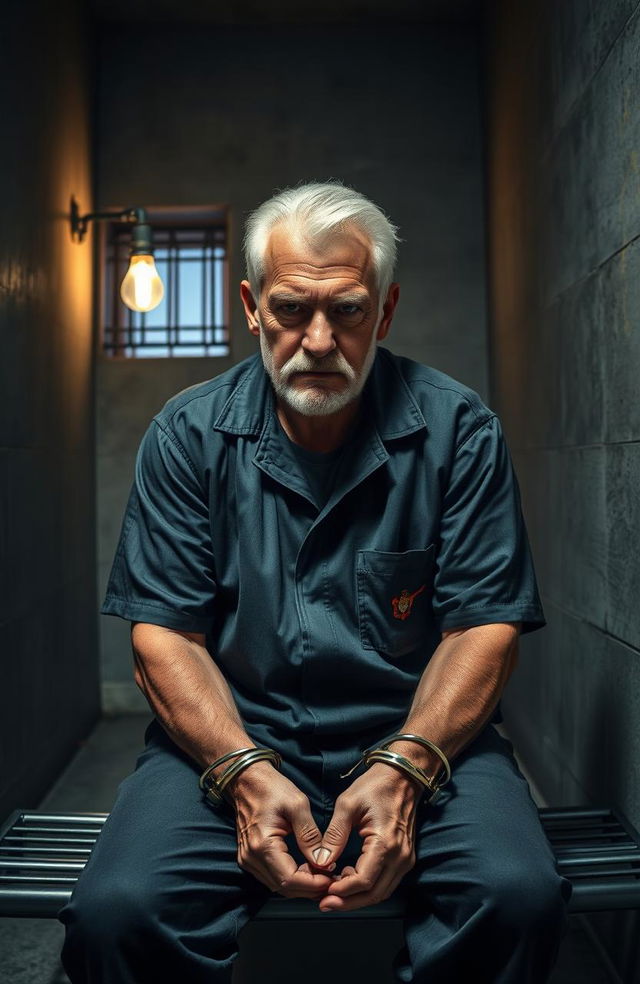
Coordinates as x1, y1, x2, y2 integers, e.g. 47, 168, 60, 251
212, 346, 428, 442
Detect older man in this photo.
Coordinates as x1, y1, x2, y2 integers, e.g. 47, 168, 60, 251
60, 182, 570, 983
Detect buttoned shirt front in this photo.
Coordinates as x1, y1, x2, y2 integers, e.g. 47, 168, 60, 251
102, 347, 545, 756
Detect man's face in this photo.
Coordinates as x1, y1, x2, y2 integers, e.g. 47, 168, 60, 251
241, 224, 397, 417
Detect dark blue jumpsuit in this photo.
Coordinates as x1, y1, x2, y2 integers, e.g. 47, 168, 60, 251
60, 348, 571, 983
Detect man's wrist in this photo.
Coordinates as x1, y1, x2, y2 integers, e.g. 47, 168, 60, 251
365, 760, 425, 800
207, 746, 258, 781
200, 746, 282, 808
224, 759, 280, 800
384, 739, 444, 785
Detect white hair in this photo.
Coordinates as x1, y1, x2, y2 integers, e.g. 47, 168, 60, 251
243, 180, 400, 302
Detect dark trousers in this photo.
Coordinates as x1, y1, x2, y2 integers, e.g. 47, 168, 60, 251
59, 720, 571, 983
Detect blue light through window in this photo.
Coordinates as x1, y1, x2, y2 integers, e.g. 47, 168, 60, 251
103, 208, 229, 358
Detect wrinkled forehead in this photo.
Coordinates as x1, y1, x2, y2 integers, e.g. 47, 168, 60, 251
262, 222, 376, 292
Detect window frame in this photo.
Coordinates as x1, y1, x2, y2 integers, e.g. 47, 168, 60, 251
97, 204, 231, 361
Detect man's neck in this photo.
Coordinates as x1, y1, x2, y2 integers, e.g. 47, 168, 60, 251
276, 398, 362, 454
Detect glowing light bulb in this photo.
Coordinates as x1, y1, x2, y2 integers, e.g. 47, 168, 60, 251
120, 254, 164, 312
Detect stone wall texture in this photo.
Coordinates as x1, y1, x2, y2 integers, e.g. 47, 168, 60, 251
486, 3, 640, 976
0, 0, 100, 817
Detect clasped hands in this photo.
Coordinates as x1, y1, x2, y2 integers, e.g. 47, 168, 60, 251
231, 760, 421, 912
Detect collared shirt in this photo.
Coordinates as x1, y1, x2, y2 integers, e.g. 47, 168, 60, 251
102, 348, 545, 751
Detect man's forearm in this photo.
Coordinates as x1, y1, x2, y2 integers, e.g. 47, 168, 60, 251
390, 622, 520, 783
131, 622, 259, 779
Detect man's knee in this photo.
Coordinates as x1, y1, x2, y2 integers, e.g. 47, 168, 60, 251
479, 857, 570, 937
60, 874, 157, 953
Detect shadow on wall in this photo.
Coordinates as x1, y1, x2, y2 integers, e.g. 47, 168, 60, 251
0, 0, 100, 821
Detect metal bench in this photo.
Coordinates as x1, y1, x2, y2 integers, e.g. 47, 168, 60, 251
1, 806, 640, 919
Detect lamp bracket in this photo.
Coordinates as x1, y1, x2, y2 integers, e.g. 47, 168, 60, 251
70, 196, 148, 243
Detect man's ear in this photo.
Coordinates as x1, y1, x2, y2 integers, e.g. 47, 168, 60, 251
240, 280, 261, 336
376, 283, 400, 342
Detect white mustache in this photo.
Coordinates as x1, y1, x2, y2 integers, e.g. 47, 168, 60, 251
280, 351, 356, 383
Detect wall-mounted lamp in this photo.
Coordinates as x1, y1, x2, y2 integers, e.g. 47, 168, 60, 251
70, 196, 165, 313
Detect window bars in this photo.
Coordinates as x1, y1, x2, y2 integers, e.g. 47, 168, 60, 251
103, 222, 229, 358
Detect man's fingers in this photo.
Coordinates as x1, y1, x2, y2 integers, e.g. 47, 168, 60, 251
319, 866, 405, 912
329, 864, 356, 883
286, 798, 330, 869
277, 866, 336, 898
312, 795, 356, 869
299, 860, 337, 874
260, 840, 335, 898
246, 837, 297, 893
242, 835, 299, 895
321, 840, 385, 899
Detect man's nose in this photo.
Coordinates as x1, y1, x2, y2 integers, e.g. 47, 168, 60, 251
301, 312, 337, 358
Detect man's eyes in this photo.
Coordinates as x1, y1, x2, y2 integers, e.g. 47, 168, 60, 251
275, 302, 363, 316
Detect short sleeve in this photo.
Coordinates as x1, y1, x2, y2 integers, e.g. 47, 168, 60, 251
101, 419, 216, 633
432, 414, 545, 635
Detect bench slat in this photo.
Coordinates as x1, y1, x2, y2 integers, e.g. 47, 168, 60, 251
0, 844, 91, 862
0, 859, 87, 872
0, 875, 79, 884
18, 814, 106, 826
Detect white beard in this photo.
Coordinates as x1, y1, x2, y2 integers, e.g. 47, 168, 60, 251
259, 321, 379, 417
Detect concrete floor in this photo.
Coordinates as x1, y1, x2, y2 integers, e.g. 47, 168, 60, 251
0, 716, 618, 984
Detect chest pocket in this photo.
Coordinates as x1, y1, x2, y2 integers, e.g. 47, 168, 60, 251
356, 545, 436, 658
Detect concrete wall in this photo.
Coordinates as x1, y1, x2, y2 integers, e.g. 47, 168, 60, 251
0, 1, 99, 817
486, 3, 640, 975
96, 22, 490, 708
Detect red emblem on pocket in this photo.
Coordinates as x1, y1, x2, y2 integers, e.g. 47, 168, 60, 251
391, 584, 426, 621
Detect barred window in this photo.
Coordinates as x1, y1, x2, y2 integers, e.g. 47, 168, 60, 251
102, 206, 229, 358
